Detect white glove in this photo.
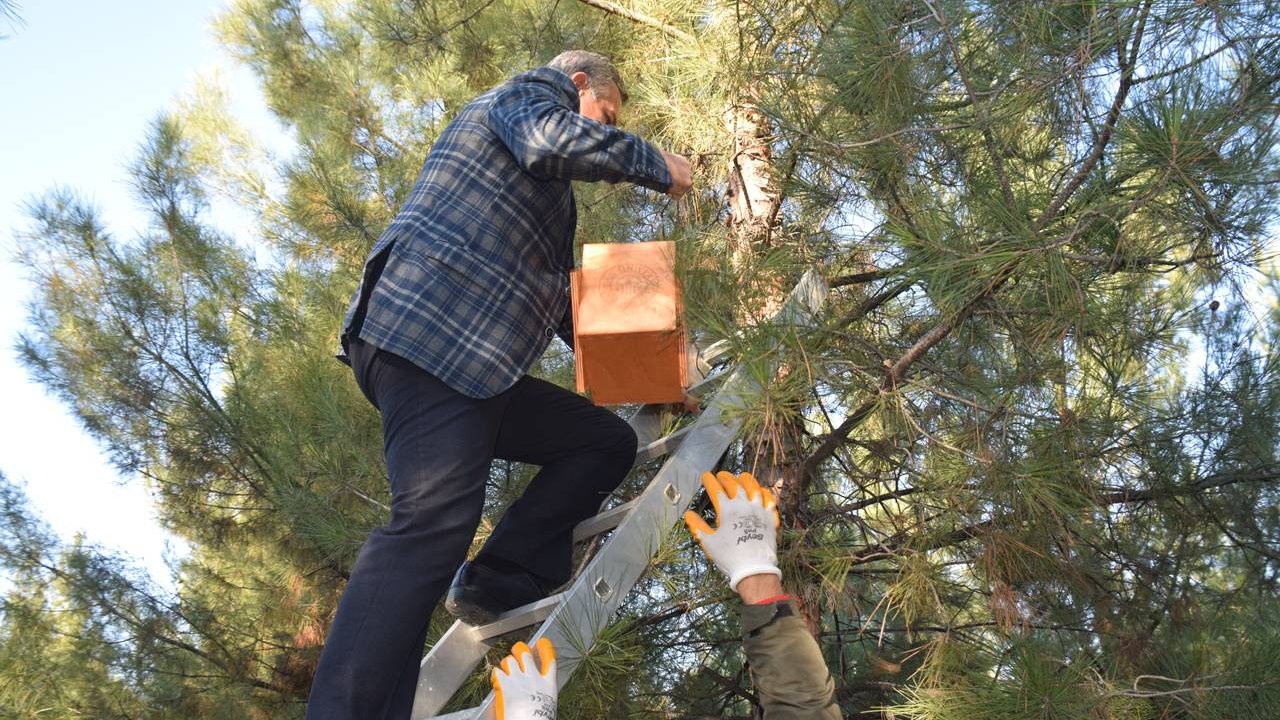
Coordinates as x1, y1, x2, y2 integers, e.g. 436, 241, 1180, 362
683, 471, 782, 591
492, 638, 557, 720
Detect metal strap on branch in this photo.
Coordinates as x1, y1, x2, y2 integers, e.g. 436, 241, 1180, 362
413, 269, 827, 719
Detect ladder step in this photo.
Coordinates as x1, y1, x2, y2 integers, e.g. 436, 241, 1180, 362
410, 594, 565, 716
635, 425, 692, 463
685, 368, 727, 399
699, 338, 730, 365
627, 404, 666, 447
473, 592, 565, 640
572, 498, 637, 542
411, 621, 492, 717
434, 710, 476, 720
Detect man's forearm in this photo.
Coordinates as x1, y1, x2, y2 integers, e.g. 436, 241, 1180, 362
684, 476, 840, 718
487, 82, 671, 192
738, 577, 841, 719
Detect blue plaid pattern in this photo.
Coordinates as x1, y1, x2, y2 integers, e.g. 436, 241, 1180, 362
340, 67, 672, 398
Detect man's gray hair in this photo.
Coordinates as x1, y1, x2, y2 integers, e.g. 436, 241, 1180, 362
546, 50, 628, 101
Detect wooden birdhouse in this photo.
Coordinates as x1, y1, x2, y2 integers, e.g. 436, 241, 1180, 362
570, 241, 688, 405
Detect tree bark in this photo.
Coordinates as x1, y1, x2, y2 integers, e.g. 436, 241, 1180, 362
724, 98, 824, 634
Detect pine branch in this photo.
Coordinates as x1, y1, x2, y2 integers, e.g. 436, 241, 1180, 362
0, 0, 22, 34
819, 486, 920, 518
1099, 464, 1280, 505
835, 466, 1280, 574
435, 0, 497, 40
1033, 0, 1149, 233
31, 551, 297, 697
701, 665, 761, 712
922, 0, 1017, 210
804, 257, 1015, 484
801, 3, 1156, 488
1062, 251, 1220, 273
1111, 676, 1280, 702
833, 277, 915, 327
572, 0, 696, 43
829, 268, 893, 287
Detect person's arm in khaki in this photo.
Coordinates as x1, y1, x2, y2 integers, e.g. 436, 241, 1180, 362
686, 472, 841, 719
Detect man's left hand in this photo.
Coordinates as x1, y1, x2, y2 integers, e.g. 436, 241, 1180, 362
492, 638, 557, 720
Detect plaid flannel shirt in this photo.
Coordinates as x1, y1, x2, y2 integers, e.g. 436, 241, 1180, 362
339, 67, 672, 398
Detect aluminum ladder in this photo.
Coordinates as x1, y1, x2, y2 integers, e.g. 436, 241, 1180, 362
412, 269, 827, 719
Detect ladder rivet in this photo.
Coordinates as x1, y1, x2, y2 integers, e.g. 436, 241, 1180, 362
664, 484, 680, 504
593, 577, 612, 600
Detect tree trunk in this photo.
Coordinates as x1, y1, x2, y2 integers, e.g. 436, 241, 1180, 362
724, 99, 820, 634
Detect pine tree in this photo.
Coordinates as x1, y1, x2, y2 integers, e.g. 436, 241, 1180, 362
6, 1, 1279, 717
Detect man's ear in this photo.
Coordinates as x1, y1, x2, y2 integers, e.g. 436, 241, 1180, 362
569, 71, 591, 91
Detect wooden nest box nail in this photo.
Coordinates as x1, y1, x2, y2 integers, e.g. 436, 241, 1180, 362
570, 241, 688, 406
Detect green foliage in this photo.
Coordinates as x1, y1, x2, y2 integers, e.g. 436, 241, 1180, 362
5, 0, 1280, 718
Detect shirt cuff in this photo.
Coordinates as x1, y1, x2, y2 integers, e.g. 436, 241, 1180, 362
635, 140, 673, 193
741, 598, 796, 637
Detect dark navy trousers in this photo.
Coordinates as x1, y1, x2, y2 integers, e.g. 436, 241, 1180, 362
304, 338, 637, 719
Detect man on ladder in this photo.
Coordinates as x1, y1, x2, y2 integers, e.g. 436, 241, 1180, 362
308, 51, 694, 720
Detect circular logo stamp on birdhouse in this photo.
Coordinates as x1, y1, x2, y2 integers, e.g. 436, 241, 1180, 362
603, 263, 662, 306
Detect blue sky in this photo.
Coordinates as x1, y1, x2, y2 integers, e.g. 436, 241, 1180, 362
0, 0, 283, 584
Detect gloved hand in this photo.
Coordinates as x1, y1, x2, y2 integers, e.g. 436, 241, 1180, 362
492, 638, 557, 720
683, 471, 782, 591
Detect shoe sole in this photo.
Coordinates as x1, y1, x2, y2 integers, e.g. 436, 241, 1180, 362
444, 591, 500, 626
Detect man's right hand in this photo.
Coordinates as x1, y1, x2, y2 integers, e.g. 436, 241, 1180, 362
661, 150, 693, 199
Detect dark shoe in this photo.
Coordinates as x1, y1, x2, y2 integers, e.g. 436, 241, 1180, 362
444, 561, 548, 626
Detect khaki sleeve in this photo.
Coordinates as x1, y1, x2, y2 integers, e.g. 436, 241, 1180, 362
741, 600, 841, 720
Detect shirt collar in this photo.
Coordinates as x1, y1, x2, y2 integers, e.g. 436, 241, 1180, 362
512, 66, 581, 111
